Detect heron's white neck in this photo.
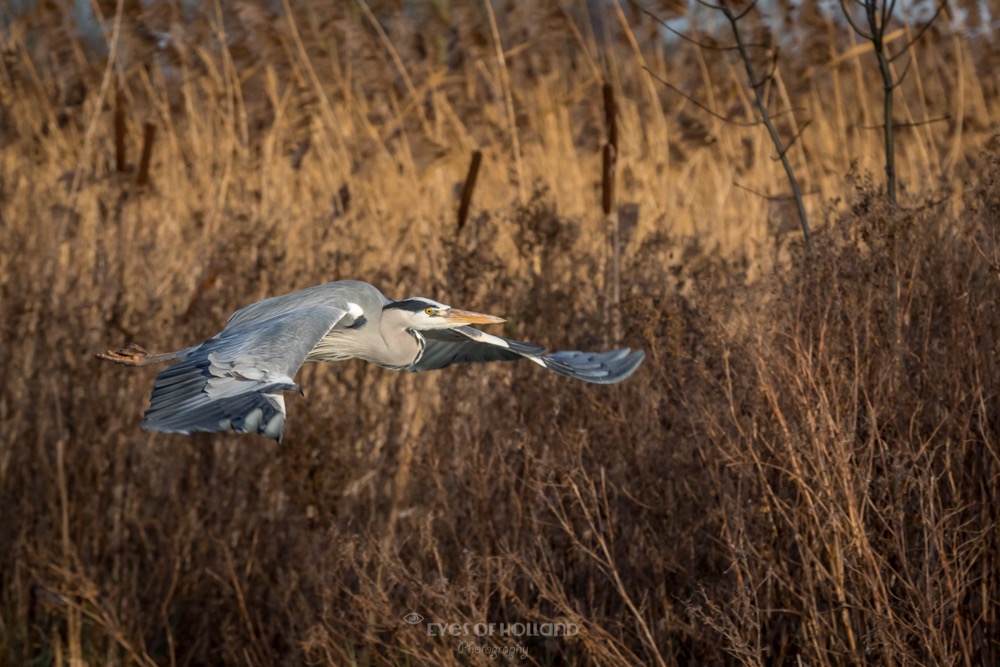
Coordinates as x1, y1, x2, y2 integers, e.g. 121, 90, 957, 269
374, 319, 425, 369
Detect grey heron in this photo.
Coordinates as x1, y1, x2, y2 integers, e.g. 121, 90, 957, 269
99, 280, 644, 441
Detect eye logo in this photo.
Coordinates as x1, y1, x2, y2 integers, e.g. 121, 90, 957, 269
402, 613, 424, 625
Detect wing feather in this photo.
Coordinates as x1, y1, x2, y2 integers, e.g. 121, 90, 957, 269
142, 306, 351, 441
415, 326, 644, 384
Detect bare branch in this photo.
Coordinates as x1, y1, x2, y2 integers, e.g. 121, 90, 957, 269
624, 0, 747, 51
644, 67, 760, 127
696, 0, 727, 11
972, 237, 1000, 280
867, 1, 884, 41
854, 115, 950, 130
884, 0, 899, 33
717, 2, 814, 253
869, 0, 886, 40
840, 0, 874, 40
750, 48, 781, 89
771, 119, 812, 161
702, 0, 760, 22
734, 181, 820, 201
770, 106, 811, 120
844, 0, 900, 204
889, 55, 913, 90
732, 0, 761, 22
890, 0, 948, 61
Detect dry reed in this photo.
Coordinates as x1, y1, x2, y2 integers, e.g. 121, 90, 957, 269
1, 1, 998, 664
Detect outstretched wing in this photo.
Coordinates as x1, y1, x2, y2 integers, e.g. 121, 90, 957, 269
414, 326, 644, 384
142, 306, 352, 441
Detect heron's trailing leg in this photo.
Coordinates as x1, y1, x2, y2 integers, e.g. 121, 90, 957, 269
97, 342, 178, 367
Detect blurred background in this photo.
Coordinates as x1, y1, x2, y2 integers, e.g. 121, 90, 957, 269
1, 0, 999, 664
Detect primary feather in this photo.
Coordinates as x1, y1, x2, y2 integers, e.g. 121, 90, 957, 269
143, 306, 354, 441
416, 327, 644, 384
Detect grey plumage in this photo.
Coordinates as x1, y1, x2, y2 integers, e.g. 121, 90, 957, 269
99, 280, 645, 441
143, 306, 354, 440
415, 327, 644, 384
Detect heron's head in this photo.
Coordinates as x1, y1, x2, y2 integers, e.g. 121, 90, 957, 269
383, 297, 505, 330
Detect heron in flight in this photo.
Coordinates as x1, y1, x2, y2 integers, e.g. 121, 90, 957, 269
99, 280, 644, 441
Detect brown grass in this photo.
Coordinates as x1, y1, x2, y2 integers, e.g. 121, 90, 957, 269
1, 1, 999, 664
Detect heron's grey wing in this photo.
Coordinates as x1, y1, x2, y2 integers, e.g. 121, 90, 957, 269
415, 327, 644, 384
142, 306, 351, 441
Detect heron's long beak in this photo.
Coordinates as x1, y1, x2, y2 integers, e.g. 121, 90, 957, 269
443, 309, 506, 325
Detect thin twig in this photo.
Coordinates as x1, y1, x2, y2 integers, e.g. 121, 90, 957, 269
735, 182, 820, 201
890, 54, 914, 89
695, 0, 761, 22
750, 49, 780, 90
840, 0, 874, 40
732, 0, 761, 22
644, 67, 759, 127
889, 0, 948, 61
854, 115, 950, 130
772, 119, 812, 161
624, 0, 769, 52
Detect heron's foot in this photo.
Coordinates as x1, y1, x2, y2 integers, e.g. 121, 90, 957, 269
97, 342, 154, 366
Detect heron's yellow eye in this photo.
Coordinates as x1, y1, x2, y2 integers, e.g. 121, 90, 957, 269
424, 307, 435, 316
